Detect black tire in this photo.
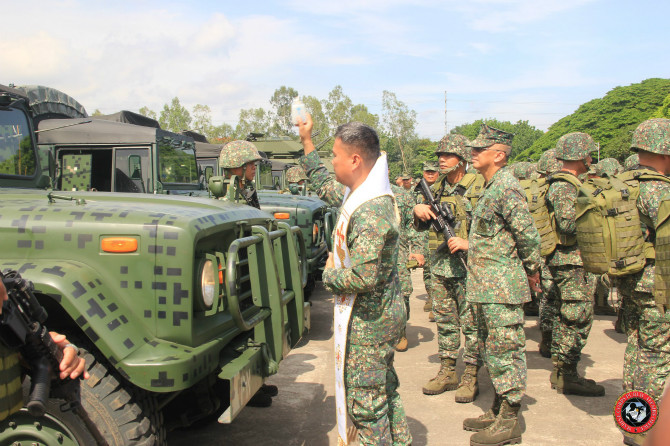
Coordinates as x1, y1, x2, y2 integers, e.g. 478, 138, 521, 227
77, 348, 166, 445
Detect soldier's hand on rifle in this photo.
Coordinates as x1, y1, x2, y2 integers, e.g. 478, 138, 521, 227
527, 272, 541, 293
49, 332, 89, 380
413, 204, 436, 222
409, 253, 425, 266
447, 237, 468, 254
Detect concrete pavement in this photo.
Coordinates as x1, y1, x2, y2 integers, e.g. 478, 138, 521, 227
169, 269, 628, 445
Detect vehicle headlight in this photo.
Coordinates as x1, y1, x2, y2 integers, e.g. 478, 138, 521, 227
197, 256, 218, 311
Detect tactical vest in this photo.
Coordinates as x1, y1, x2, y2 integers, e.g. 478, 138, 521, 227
655, 198, 670, 307
464, 173, 486, 209
547, 172, 582, 247
575, 169, 669, 277
519, 177, 557, 256
0, 345, 23, 422
428, 174, 474, 251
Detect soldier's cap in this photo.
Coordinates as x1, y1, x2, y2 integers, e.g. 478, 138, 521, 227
423, 161, 438, 172
401, 173, 412, 180
467, 124, 514, 152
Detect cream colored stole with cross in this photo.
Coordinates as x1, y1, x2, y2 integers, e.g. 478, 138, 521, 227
333, 153, 394, 445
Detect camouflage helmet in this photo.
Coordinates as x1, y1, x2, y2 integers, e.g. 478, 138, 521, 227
219, 140, 262, 169
630, 118, 670, 155
511, 161, 535, 180
286, 166, 308, 183
536, 149, 562, 175
435, 134, 471, 162
594, 158, 623, 177
554, 132, 596, 161
624, 153, 639, 171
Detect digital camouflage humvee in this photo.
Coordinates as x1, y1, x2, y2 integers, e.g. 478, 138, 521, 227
0, 84, 307, 444
193, 134, 332, 297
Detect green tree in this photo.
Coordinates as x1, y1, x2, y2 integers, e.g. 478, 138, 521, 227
303, 95, 331, 150
382, 90, 417, 173
351, 104, 379, 130
138, 106, 157, 120
191, 104, 213, 136
323, 85, 353, 134
91, 109, 104, 117
520, 78, 670, 161
269, 86, 299, 136
235, 107, 272, 139
159, 97, 191, 133
652, 93, 670, 118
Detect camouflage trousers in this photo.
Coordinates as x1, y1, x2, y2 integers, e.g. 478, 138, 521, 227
615, 278, 670, 402
586, 272, 612, 307
539, 262, 558, 333
398, 263, 412, 323
432, 276, 479, 365
345, 341, 412, 446
475, 303, 526, 405
423, 261, 433, 299
549, 265, 595, 364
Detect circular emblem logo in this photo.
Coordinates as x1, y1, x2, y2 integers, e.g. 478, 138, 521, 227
614, 391, 658, 433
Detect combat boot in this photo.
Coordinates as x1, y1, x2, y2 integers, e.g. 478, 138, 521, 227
556, 361, 605, 397
395, 336, 408, 352
423, 296, 433, 312
422, 358, 458, 395
470, 399, 522, 446
428, 311, 435, 322
455, 364, 479, 403
464, 395, 500, 432
594, 303, 617, 316
538, 330, 552, 358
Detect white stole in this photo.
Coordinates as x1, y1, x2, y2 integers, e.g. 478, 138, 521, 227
333, 153, 394, 445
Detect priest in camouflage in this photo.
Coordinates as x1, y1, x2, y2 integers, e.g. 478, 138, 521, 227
297, 114, 411, 445
460, 124, 541, 446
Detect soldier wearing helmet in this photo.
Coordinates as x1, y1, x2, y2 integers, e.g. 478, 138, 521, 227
624, 153, 640, 171
594, 158, 623, 177
545, 132, 604, 397
284, 166, 309, 195
612, 118, 670, 446
219, 140, 263, 208
536, 149, 562, 178
413, 133, 482, 405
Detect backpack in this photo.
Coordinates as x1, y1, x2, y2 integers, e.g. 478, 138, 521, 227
654, 197, 670, 307
575, 169, 669, 277
519, 177, 557, 256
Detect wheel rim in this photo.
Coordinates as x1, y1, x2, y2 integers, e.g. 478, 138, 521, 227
0, 408, 81, 446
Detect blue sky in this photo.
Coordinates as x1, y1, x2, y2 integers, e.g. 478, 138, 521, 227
2, 0, 668, 140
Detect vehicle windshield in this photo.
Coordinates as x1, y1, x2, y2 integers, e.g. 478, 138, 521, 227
158, 139, 198, 185
0, 108, 37, 176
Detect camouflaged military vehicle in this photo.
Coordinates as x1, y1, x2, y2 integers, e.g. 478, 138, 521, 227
0, 84, 307, 444
193, 137, 331, 297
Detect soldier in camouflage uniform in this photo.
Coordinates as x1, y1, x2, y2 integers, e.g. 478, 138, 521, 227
393, 182, 420, 352
535, 149, 562, 358
613, 119, 670, 446
414, 135, 482, 403
297, 114, 411, 445
417, 162, 440, 318
219, 140, 263, 208
624, 153, 640, 171
401, 173, 412, 190
0, 279, 88, 421
459, 125, 541, 446
546, 132, 604, 397
284, 166, 309, 195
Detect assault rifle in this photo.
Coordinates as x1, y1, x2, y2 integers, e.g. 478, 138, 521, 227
416, 178, 468, 269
